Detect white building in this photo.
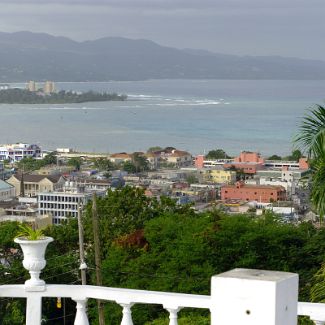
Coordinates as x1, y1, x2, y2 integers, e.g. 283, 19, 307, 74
0, 143, 42, 162
38, 181, 106, 224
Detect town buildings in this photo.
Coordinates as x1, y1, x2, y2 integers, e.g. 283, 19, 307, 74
0, 143, 42, 162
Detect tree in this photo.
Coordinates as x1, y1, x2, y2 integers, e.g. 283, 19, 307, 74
267, 154, 282, 160
132, 153, 149, 172
122, 161, 137, 173
147, 146, 162, 153
295, 104, 325, 220
93, 158, 115, 171
186, 174, 199, 184
284, 149, 303, 161
67, 157, 82, 171
205, 149, 230, 160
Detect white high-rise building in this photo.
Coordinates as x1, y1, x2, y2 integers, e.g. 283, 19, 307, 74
38, 181, 106, 224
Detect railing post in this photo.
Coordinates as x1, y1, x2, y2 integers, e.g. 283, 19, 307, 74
73, 298, 89, 325
165, 307, 180, 325
210, 268, 299, 325
26, 295, 42, 325
119, 303, 134, 325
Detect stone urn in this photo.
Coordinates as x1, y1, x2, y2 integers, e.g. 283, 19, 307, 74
14, 237, 53, 291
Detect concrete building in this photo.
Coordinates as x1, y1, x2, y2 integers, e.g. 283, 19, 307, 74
43, 81, 55, 94
223, 162, 265, 175
27, 81, 37, 92
38, 181, 106, 224
221, 181, 286, 203
7, 174, 65, 197
264, 158, 309, 170
234, 151, 265, 164
195, 155, 234, 169
0, 143, 42, 162
202, 168, 236, 184
144, 153, 159, 169
0, 180, 15, 201
0, 84, 10, 90
109, 153, 132, 164
160, 150, 192, 167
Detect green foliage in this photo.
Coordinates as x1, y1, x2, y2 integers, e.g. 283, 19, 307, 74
17, 152, 57, 172
132, 153, 149, 172
67, 157, 82, 171
0, 88, 126, 104
2, 186, 325, 323
122, 161, 137, 173
205, 149, 231, 160
15, 224, 44, 240
294, 104, 325, 217
267, 154, 282, 160
147, 146, 162, 153
186, 174, 198, 184
145, 314, 210, 325
92, 158, 115, 171
295, 104, 325, 159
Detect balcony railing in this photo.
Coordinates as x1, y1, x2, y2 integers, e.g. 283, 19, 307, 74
4, 238, 325, 324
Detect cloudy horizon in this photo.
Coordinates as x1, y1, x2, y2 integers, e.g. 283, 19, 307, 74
0, 0, 324, 60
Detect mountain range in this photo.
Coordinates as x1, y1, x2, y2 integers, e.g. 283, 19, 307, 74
0, 31, 324, 82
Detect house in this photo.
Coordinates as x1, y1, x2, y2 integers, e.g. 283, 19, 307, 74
0, 180, 15, 201
0, 143, 42, 162
7, 173, 65, 197
160, 149, 192, 167
109, 153, 132, 164
202, 168, 236, 184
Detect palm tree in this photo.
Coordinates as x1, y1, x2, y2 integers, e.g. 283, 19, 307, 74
295, 104, 325, 221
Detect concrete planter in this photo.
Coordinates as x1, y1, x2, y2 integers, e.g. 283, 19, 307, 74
14, 237, 53, 291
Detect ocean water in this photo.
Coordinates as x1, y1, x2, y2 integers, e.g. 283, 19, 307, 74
3, 79, 325, 156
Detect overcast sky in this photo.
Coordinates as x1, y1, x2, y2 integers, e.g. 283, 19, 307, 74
0, 0, 324, 60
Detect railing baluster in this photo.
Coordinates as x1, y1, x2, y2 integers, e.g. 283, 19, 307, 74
165, 307, 180, 325
73, 298, 89, 325
313, 321, 325, 325
26, 295, 42, 325
120, 303, 134, 325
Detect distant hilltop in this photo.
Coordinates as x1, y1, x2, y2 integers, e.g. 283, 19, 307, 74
0, 31, 325, 81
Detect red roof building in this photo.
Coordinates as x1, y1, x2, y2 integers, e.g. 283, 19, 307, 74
221, 181, 286, 203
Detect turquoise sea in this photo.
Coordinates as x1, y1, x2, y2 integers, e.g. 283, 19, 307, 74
2, 79, 325, 156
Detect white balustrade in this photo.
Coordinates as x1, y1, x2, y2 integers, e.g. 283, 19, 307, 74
0, 273, 325, 324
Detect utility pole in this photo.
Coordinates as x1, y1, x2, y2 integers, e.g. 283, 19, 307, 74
92, 192, 105, 325
77, 204, 87, 285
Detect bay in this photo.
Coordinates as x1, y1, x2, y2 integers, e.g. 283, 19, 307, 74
2, 79, 325, 156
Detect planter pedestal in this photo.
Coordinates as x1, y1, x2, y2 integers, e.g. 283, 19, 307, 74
14, 237, 53, 291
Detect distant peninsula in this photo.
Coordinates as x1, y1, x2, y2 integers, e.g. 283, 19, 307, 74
0, 88, 127, 104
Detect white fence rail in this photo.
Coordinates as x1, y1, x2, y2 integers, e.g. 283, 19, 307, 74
0, 275, 325, 324
5, 237, 325, 324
